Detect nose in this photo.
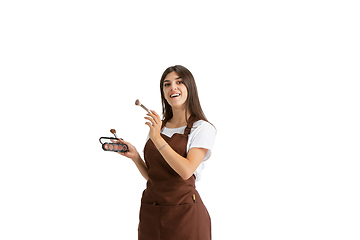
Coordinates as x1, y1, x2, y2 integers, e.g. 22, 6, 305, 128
171, 82, 178, 90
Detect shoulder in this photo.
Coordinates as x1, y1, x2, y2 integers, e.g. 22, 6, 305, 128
191, 120, 217, 135
188, 120, 216, 151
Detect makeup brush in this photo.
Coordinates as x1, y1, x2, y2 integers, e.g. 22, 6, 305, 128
110, 129, 118, 138
135, 99, 150, 113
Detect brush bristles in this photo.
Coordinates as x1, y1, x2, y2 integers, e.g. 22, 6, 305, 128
135, 99, 150, 113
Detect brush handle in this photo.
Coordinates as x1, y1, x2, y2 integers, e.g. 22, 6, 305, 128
141, 104, 150, 113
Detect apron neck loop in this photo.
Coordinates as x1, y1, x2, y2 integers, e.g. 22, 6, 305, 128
160, 115, 199, 136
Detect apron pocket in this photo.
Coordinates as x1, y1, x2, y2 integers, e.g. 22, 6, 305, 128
160, 202, 198, 240
138, 202, 162, 240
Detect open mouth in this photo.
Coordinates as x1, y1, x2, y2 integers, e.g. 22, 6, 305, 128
170, 93, 181, 98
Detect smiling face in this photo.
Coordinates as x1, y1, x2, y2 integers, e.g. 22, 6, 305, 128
163, 71, 188, 110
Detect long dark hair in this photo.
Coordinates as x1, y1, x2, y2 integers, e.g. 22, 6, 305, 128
160, 65, 209, 125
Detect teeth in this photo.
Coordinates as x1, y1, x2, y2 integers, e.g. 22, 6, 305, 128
171, 94, 180, 98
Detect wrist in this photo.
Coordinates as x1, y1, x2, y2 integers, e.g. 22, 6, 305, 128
151, 134, 161, 143
152, 136, 166, 150
131, 152, 141, 162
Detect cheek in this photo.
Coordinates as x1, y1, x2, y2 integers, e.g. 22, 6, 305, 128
163, 90, 169, 100
181, 86, 188, 98
163, 91, 171, 104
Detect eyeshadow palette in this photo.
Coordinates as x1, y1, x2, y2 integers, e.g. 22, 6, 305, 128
99, 137, 129, 153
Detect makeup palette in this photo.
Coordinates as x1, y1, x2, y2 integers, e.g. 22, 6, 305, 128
99, 137, 129, 153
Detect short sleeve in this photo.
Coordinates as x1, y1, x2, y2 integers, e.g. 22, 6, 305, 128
187, 120, 217, 161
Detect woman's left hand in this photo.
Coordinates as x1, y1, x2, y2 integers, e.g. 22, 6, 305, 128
145, 110, 162, 141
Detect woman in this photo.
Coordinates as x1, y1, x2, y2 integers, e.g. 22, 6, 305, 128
113, 65, 216, 240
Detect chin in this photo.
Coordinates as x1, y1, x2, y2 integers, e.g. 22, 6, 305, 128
168, 100, 186, 109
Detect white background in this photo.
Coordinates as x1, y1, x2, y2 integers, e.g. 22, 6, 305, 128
1, 0, 359, 239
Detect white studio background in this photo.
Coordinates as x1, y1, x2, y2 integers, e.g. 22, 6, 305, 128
1, 0, 359, 239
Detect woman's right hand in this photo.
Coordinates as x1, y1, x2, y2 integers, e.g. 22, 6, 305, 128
110, 138, 139, 160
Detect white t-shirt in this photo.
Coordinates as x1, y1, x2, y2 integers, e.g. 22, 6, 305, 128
146, 120, 216, 181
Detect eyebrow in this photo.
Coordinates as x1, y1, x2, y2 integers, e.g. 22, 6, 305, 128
164, 77, 182, 82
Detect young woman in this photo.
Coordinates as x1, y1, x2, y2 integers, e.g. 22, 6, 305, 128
113, 65, 216, 240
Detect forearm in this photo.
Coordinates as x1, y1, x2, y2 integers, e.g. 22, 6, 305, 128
132, 153, 149, 181
144, 110, 206, 180
152, 137, 193, 180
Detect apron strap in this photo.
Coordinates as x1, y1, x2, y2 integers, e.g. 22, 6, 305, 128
183, 115, 199, 136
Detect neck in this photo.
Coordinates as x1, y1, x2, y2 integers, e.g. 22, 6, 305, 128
169, 107, 191, 127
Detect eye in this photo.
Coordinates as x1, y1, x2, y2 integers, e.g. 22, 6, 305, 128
177, 81, 184, 84
164, 83, 170, 87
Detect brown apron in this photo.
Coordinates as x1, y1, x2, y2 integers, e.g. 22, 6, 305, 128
138, 116, 211, 240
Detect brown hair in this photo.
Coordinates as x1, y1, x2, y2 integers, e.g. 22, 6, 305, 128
160, 65, 210, 125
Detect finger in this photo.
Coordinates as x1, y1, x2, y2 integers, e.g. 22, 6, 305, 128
120, 139, 128, 144
145, 122, 153, 128
117, 138, 126, 144
144, 117, 155, 126
147, 111, 159, 124
146, 111, 154, 118
111, 138, 126, 144
152, 111, 161, 123
151, 110, 160, 119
